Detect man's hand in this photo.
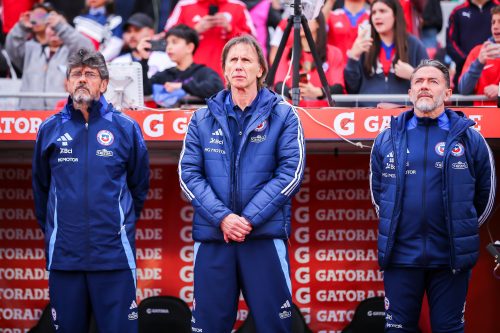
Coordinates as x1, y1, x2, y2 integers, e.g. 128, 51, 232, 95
164, 82, 183, 92
194, 15, 217, 34
394, 60, 414, 80
136, 37, 152, 60
19, 11, 32, 29
46, 12, 66, 28
213, 13, 231, 32
220, 214, 252, 243
478, 41, 500, 64
483, 84, 499, 99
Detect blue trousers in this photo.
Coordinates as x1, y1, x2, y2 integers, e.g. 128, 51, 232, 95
48, 269, 137, 333
191, 239, 292, 333
383, 268, 470, 333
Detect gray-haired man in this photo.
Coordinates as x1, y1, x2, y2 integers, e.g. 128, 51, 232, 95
32, 49, 149, 332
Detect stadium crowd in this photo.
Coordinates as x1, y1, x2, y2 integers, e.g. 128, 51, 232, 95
0, 0, 499, 109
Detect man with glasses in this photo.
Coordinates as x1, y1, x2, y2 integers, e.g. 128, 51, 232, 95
32, 48, 149, 333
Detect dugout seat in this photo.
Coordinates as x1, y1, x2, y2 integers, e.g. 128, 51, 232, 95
138, 295, 191, 333
341, 296, 386, 333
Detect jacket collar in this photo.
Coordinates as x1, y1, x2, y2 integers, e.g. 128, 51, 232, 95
391, 108, 475, 139
62, 95, 111, 121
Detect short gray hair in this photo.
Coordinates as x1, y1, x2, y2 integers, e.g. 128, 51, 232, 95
66, 48, 109, 80
411, 59, 450, 88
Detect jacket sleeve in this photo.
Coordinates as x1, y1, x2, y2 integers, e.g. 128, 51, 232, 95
344, 58, 363, 94
182, 67, 224, 99
53, 21, 94, 53
127, 122, 150, 220
446, 11, 466, 67
370, 134, 384, 217
178, 111, 233, 226
5, 22, 29, 71
241, 106, 305, 228
472, 131, 496, 226
458, 57, 483, 95
32, 123, 51, 232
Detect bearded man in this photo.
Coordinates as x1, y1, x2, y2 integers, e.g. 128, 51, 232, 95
32, 48, 149, 333
370, 59, 496, 333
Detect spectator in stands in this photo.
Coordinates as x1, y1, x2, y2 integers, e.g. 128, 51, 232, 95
446, 0, 500, 89
344, 0, 428, 106
326, 0, 370, 62
274, 12, 345, 106
74, 0, 124, 61
6, 9, 94, 109
137, 24, 223, 107
458, 5, 500, 105
112, 13, 175, 78
165, 0, 256, 79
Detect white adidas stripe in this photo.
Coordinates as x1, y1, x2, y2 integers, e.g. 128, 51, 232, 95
281, 104, 305, 197
478, 133, 496, 226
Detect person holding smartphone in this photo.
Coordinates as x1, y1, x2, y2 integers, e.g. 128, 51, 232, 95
112, 13, 175, 78
137, 24, 223, 107
164, 0, 256, 80
5, 4, 94, 109
344, 0, 428, 107
458, 5, 500, 105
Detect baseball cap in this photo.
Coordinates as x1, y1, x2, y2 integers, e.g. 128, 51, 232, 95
124, 13, 154, 30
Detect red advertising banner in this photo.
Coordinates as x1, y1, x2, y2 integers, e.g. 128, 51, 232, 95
1, 155, 499, 332
1, 108, 500, 141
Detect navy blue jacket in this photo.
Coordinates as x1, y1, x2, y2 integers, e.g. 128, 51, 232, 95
32, 96, 149, 271
178, 88, 305, 242
370, 109, 496, 271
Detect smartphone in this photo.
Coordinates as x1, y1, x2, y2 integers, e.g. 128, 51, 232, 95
208, 4, 219, 16
149, 39, 167, 52
299, 72, 309, 84
358, 21, 371, 40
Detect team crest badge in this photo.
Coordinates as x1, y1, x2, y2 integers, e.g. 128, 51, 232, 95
384, 297, 390, 311
97, 130, 114, 146
451, 143, 465, 157
435, 142, 446, 156
254, 120, 267, 132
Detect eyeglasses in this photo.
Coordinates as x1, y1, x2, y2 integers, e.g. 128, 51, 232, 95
69, 71, 100, 80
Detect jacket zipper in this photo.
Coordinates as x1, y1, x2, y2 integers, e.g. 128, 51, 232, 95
422, 125, 429, 266
443, 139, 457, 272
84, 121, 89, 268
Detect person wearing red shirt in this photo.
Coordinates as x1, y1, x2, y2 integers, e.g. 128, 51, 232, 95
327, 0, 370, 62
165, 0, 256, 79
458, 5, 500, 105
274, 12, 345, 107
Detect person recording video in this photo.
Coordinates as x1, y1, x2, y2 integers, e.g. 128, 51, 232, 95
5, 3, 94, 110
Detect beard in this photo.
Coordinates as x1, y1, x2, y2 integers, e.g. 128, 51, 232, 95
412, 92, 445, 113
72, 87, 96, 106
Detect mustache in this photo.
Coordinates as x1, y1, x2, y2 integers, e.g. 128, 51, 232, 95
417, 91, 432, 98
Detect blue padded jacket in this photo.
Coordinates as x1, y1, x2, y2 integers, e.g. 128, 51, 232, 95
370, 109, 496, 271
32, 96, 149, 271
178, 88, 305, 242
